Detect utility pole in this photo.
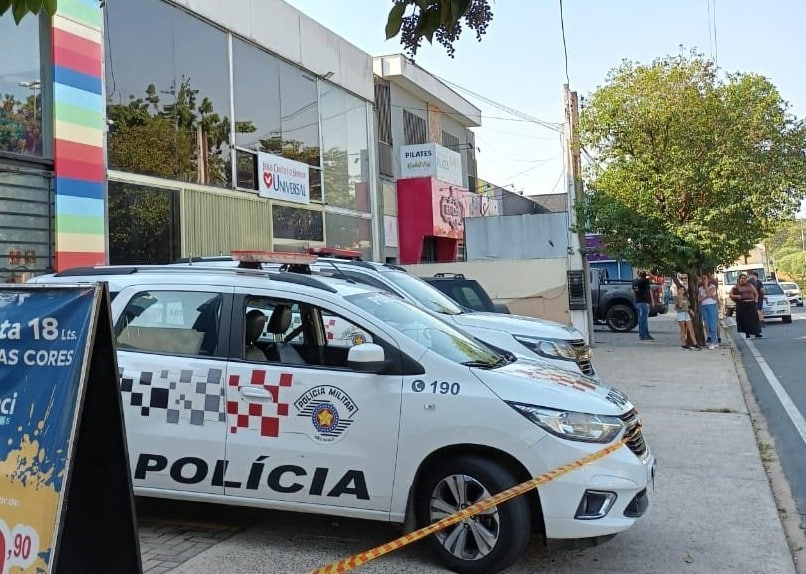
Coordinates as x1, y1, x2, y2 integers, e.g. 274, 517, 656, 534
563, 84, 595, 345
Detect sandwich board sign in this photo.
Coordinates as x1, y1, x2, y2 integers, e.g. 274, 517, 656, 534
0, 284, 141, 574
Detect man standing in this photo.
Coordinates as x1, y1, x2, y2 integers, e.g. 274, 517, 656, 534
633, 270, 653, 340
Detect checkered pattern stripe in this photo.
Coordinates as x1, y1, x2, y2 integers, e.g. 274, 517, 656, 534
119, 367, 226, 426
325, 318, 337, 341
227, 370, 293, 437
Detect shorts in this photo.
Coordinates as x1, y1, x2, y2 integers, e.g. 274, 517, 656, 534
676, 311, 691, 322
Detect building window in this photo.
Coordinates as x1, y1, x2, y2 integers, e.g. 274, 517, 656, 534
325, 211, 372, 261
232, 39, 322, 200
272, 205, 323, 241
403, 110, 427, 145
108, 181, 181, 264
441, 131, 460, 152
0, 15, 46, 158
105, 0, 231, 187
320, 84, 371, 212
374, 80, 392, 144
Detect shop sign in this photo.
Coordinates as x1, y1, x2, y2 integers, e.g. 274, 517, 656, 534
0, 285, 140, 573
431, 184, 500, 239
400, 143, 463, 187
258, 152, 310, 205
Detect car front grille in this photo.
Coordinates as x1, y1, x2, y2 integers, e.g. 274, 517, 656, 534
569, 339, 595, 376
620, 409, 647, 457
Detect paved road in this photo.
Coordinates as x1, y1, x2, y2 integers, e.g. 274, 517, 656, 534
731, 304, 806, 529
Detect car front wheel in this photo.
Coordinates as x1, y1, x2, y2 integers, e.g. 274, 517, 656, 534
783, 315, 793, 324
415, 456, 531, 574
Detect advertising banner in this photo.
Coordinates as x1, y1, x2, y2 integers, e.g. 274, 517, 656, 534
400, 143, 463, 187
431, 182, 497, 239
0, 285, 140, 574
257, 152, 310, 205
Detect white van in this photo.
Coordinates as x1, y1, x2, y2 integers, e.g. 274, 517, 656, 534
31, 264, 654, 574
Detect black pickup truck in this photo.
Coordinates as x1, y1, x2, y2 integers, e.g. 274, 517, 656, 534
420, 273, 511, 314
590, 269, 667, 332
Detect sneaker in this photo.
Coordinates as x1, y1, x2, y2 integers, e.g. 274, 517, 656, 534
681, 345, 691, 350
755, 334, 764, 338
692, 345, 702, 350
646, 335, 655, 340
708, 344, 717, 350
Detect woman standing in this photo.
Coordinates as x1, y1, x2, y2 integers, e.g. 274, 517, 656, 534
698, 274, 719, 349
675, 286, 701, 349
730, 274, 763, 339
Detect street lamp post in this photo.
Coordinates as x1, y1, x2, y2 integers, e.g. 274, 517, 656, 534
19, 80, 41, 121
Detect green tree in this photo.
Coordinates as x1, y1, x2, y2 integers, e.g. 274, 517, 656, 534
777, 252, 806, 279
4, 0, 492, 57
579, 51, 806, 341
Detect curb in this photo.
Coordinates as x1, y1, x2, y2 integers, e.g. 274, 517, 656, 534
725, 322, 806, 574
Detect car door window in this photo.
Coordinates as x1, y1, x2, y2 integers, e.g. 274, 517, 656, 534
116, 290, 224, 357
239, 295, 378, 370
451, 286, 485, 311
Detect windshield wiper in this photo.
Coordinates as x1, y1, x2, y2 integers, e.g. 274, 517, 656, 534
461, 355, 509, 369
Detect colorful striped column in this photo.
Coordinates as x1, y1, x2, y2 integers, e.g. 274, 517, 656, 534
52, 0, 105, 270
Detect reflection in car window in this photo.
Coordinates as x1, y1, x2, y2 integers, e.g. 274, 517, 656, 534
347, 292, 500, 365
116, 291, 223, 357
382, 271, 466, 315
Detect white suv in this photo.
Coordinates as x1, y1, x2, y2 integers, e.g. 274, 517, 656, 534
31, 264, 653, 574
778, 281, 803, 307
176, 256, 596, 377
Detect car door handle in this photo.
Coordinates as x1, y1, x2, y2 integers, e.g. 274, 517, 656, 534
240, 387, 273, 401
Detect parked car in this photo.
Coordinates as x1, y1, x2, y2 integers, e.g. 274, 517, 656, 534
778, 281, 803, 307
30, 262, 654, 574
420, 272, 510, 314
761, 281, 792, 323
174, 255, 597, 377
589, 270, 667, 333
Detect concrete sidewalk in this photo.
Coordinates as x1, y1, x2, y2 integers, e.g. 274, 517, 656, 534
167, 314, 797, 574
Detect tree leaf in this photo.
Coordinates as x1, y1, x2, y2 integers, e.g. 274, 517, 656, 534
0, 0, 11, 16
417, 7, 441, 43
450, 0, 472, 25
25, 0, 41, 13
42, 0, 57, 16
12, 0, 29, 23
385, 2, 406, 39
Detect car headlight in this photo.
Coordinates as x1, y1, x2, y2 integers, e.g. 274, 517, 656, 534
514, 336, 578, 361
508, 403, 623, 443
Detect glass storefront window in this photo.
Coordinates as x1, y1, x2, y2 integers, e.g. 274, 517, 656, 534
109, 181, 181, 264
272, 205, 323, 241
320, 85, 370, 212
105, 0, 230, 187
325, 212, 372, 260
0, 16, 44, 157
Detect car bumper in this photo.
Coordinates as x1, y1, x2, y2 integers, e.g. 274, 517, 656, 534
763, 306, 790, 318
529, 438, 655, 540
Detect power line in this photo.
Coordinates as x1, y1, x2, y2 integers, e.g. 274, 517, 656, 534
559, 0, 570, 85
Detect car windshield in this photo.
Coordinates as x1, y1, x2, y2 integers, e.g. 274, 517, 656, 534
382, 270, 467, 315
723, 268, 764, 285
763, 282, 784, 295
346, 291, 502, 366
780, 283, 797, 290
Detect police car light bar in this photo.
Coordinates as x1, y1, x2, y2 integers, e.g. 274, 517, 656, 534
230, 251, 318, 265
305, 247, 363, 261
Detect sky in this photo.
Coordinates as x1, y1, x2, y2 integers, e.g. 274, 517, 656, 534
284, 0, 805, 197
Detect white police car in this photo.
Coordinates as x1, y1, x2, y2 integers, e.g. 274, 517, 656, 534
30, 260, 653, 574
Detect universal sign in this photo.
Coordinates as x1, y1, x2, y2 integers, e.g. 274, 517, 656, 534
400, 143, 463, 187
258, 151, 310, 205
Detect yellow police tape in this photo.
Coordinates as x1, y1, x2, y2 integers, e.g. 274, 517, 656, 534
308, 434, 633, 574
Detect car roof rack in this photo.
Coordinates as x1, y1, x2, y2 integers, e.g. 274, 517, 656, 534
52, 264, 338, 293
433, 272, 465, 278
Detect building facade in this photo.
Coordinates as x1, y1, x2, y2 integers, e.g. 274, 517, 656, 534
104, 0, 378, 263
1, 0, 105, 283
373, 54, 483, 264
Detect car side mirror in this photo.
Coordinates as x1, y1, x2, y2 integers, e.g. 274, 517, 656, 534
347, 343, 387, 373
